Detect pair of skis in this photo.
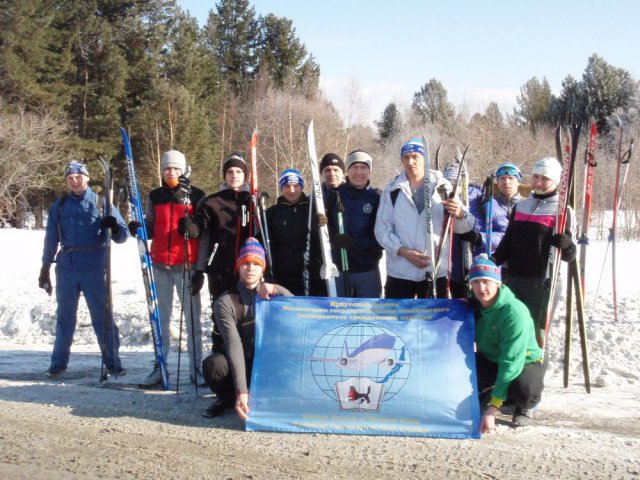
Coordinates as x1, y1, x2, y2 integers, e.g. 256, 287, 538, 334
120, 128, 170, 390
594, 118, 633, 322
306, 120, 338, 297
543, 124, 590, 392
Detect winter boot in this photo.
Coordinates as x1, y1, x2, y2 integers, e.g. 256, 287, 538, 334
45, 365, 66, 378
512, 406, 534, 427
139, 363, 162, 388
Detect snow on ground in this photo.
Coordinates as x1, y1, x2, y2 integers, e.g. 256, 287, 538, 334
1, 229, 639, 479
2, 228, 637, 388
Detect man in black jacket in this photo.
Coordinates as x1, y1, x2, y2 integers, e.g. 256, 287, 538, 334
266, 168, 325, 296
201, 238, 292, 419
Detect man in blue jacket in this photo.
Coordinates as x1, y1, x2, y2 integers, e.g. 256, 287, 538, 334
324, 150, 383, 298
38, 161, 129, 377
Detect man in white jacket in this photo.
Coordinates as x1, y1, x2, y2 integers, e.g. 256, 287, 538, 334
374, 138, 475, 299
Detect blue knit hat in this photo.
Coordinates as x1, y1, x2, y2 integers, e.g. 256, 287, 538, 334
278, 168, 304, 190
469, 255, 501, 284
236, 237, 266, 271
401, 138, 424, 159
495, 162, 522, 182
64, 161, 89, 178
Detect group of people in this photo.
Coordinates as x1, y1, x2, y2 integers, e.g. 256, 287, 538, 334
38, 136, 576, 431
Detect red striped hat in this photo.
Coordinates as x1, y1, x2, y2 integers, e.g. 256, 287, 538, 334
236, 237, 266, 271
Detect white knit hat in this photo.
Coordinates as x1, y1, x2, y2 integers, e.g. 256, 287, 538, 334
161, 150, 186, 172
532, 157, 562, 184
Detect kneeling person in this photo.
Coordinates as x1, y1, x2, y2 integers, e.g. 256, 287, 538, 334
202, 238, 292, 419
469, 256, 547, 433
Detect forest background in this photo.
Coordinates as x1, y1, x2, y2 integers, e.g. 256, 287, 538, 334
0, 0, 638, 239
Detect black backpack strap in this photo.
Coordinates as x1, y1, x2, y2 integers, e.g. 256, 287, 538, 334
56, 194, 68, 243
390, 188, 400, 208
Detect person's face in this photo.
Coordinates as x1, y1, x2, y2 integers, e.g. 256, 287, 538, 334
497, 174, 519, 198
347, 163, 370, 189
239, 260, 263, 288
162, 167, 182, 188
471, 278, 500, 309
531, 173, 556, 195
66, 173, 88, 195
322, 165, 344, 189
281, 183, 303, 204
401, 152, 425, 181
225, 167, 245, 191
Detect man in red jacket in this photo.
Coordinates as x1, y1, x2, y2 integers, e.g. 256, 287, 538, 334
138, 150, 206, 388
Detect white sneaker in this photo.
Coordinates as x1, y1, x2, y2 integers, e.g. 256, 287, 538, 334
139, 363, 163, 388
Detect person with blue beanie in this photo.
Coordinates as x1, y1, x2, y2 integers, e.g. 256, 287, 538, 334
39, 161, 130, 377
468, 255, 546, 432
375, 138, 475, 299
266, 168, 326, 296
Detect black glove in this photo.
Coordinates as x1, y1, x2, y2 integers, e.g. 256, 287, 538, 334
100, 215, 120, 234
550, 233, 573, 250
38, 264, 52, 296
333, 233, 354, 250
178, 216, 199, 238
459, 229, 482, 247
313, 213, 328, 230
190, 270, 205, 296
127, 221, 142, 237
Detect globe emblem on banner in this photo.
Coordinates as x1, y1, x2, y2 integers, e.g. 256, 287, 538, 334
308, 322, 411, 402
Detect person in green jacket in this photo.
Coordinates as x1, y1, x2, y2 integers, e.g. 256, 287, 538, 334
468, 255, 547, 433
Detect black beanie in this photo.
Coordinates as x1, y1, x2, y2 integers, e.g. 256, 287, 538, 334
223, 153, 247, 178
319, 153, 345, 173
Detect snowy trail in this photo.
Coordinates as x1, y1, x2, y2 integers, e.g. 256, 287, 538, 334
1, 229, 639, 479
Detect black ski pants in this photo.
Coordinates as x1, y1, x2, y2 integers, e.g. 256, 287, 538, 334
384, 275, 449, 299
476, 351, 549, 410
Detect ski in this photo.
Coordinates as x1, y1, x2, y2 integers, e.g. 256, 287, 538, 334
95, 156, 117, 382
543, 124, 579, 350
422, 135, 436, 298
480, 175, 494, 256
611, 117, 634, 322
563, 127, 580, 389
306, 120, 338, 296
120, 127, 169, 390
248, 129, 273, 275
458, 147, 472, 296
578, 121, 597, 294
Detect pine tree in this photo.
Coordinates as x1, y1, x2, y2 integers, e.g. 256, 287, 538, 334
204, 0, 259, 94
411, 79, 456, 128
514, 76, 552, 133
375, 103, 401, 144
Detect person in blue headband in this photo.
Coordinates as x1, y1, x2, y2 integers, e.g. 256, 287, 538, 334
374, 137, 475, 299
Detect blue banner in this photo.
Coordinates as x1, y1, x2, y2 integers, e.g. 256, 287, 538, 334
247, 297, 480, 439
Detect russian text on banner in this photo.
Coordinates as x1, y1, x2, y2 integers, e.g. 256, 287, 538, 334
247, 296, 480, 438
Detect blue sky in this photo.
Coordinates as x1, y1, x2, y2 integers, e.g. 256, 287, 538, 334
177, 0, 639, 124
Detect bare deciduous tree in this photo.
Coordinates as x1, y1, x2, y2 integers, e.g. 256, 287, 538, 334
0, 105, 70, 227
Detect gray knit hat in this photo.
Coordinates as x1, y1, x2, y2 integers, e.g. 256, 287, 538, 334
161, 150, 186, 171
346, 150, 373, 171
